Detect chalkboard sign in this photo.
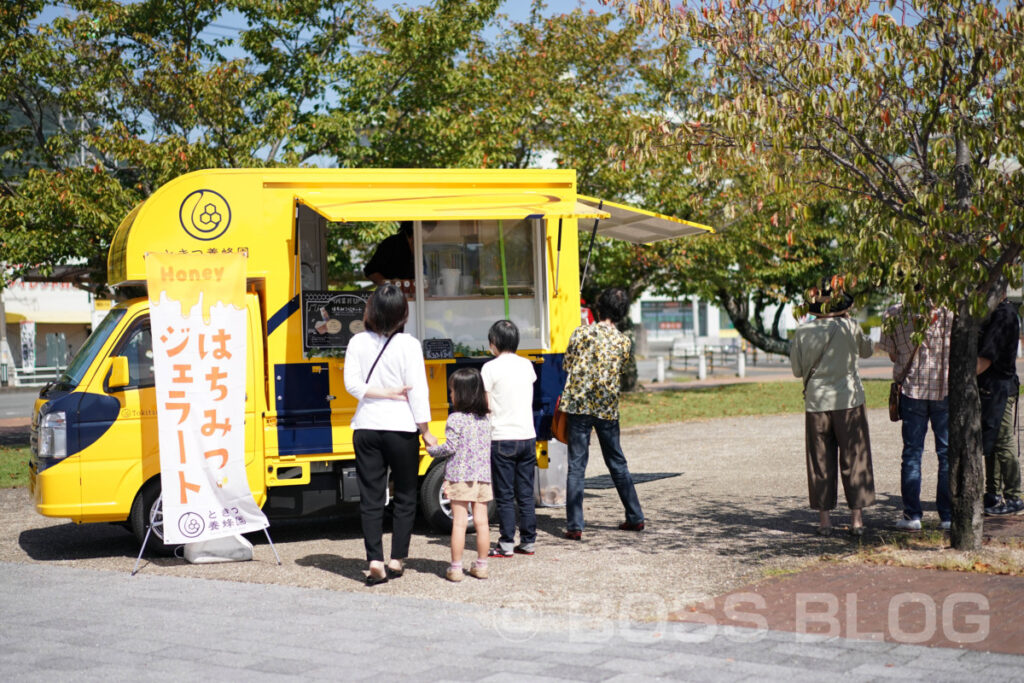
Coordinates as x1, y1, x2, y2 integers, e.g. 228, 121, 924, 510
303, 291, 370, 351
422, 338, 455, 360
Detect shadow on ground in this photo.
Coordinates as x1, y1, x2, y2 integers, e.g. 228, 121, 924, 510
0, 425, 30, 447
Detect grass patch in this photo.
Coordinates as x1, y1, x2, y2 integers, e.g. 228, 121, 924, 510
621, 379, 891, 427
849, 527, 1024, 577
0, 446, 31, 488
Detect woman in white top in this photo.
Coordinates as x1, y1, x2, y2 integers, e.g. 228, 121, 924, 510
343, 284, 436, 585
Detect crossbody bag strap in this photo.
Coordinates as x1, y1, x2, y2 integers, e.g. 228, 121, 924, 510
365, 332, 398, 384
803, 320, 841, 398
894, 343, 921, 386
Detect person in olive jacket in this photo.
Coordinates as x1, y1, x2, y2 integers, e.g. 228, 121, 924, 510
791, 279, 875, 537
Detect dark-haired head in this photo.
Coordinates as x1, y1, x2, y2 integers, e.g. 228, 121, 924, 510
399, 221, 414, 237
364, 283, 408, 335
805, 276, 854, 317
448, 368, 488, 417
595, 288, 630, 324
488, 319, 519, 353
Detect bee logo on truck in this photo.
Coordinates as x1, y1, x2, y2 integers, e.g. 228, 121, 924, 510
179, 189, 231, 241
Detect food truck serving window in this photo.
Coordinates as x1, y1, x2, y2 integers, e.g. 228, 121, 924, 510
419, 219, 546, 354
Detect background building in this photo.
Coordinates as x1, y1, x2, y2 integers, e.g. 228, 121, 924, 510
1, 281, 96, 384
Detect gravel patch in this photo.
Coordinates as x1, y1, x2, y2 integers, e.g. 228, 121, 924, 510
1, 409, 917, 620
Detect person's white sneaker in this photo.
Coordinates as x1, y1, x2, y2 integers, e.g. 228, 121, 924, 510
895, 517, 922, 531
940, 520, 951, 531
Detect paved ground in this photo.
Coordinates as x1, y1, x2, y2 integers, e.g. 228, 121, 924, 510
3, 357, 1024, 680
2, 561, 1021, 682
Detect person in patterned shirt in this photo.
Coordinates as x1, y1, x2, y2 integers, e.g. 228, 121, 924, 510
560, 288, 645, 540
877, 302, 953, 532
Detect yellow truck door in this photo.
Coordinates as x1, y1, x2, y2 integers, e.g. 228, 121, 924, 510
78, 312, 159, 522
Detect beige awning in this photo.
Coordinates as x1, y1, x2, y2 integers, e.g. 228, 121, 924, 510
577, 196, 714, 244
2, 310, 90, 324
297, 190, 611, 223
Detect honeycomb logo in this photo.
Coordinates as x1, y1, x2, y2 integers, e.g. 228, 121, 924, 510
177, 512, 205, 538
179, 189, 231, 241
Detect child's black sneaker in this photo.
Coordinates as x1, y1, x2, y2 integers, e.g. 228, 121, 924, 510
488, 545, 513, 558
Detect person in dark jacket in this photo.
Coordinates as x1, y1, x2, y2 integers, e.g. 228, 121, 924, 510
977, 297, 1023, 515
364, 222, 415, 287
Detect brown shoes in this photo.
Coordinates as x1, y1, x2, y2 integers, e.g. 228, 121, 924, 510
619, 521, 645, 531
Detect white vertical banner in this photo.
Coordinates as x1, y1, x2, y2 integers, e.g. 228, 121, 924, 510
19, 321, 36, 369
146, 253, 268, 544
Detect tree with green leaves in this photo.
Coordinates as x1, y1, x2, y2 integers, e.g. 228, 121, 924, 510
2, 0, 508, 291
610, 0, 1024, 549
2, 0, 371, 290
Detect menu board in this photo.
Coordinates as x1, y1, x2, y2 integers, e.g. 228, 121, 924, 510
303, 291, 370, 351
422, 338, 454, 360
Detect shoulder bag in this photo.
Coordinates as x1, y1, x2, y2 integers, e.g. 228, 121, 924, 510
365, 332, 398, 383
551, 395, 569, 444
889, 343, 921, 422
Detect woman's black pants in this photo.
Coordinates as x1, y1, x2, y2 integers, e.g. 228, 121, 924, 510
352, 429, 420, 563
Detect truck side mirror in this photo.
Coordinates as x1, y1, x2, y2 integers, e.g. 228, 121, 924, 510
104, 356, 131, 392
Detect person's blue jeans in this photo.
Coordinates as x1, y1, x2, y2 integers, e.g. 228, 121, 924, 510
899, 395, 951, 522
566, 413, 644, 532
490, 439, 537, 551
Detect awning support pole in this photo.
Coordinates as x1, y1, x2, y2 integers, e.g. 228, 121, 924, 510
553, 218, 563, 296
292, 201, 300, 301
580, 201, 603, 294
498, 220, 510, 319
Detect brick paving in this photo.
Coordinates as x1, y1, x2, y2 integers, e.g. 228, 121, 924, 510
673, 555, 1024, 656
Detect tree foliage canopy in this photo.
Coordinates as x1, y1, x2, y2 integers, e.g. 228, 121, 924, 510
610, 0, 1024, 319
3, 1, 701, 297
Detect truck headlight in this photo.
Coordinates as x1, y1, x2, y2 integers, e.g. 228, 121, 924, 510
38, 411, 67, 459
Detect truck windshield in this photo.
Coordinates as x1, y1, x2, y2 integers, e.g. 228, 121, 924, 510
52, 308, 127, 391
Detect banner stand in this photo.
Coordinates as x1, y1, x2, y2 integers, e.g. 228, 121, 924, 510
130, 494, 282, 576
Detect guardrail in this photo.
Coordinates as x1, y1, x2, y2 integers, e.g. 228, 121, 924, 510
2, 364, 65, 387
669, 339, 741, 371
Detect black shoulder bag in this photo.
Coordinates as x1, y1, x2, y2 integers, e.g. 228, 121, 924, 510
365, 332, 398, 383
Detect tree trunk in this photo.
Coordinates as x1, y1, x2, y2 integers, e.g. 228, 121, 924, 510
947, 306, 984, 550
717, 288, 791, 356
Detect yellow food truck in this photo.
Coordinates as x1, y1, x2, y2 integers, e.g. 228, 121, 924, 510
29, 168, 710, 551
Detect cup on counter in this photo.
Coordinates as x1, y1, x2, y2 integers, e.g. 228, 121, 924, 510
441, 268, 461, 297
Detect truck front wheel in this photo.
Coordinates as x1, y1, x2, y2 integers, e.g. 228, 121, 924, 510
129, 479, 176, 556
419, 462, 496, 534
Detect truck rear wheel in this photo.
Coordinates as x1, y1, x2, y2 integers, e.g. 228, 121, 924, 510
129, 479, 176, 556
419, 462, 496, 534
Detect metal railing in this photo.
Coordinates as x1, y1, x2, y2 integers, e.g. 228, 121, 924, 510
3, 365, 65, 387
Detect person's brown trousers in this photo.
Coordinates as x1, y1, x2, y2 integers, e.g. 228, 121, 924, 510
804, 404, 875, 510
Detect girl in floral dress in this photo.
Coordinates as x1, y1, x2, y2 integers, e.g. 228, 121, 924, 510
427, 368, 492, 581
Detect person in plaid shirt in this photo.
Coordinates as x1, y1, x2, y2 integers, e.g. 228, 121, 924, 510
877, 303, 953, 531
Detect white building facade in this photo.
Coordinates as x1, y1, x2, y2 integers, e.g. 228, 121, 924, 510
1, 281, 98, 383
